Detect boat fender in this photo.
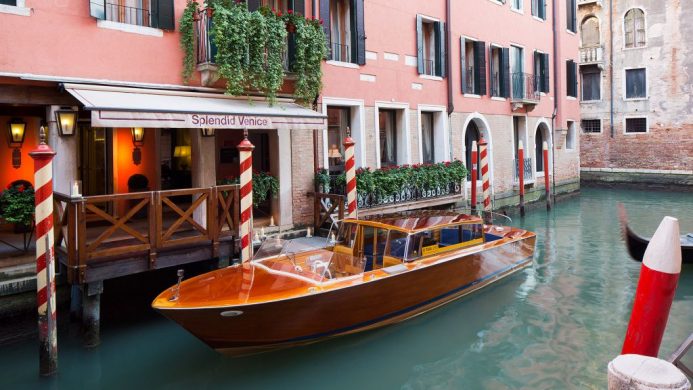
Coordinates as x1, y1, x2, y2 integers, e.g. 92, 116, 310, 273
220, 310, 244, 317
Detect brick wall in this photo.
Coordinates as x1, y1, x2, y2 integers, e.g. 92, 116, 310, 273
290, 130, 315, 227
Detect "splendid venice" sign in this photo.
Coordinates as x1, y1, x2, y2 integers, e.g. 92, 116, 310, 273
187, 114, 272, 129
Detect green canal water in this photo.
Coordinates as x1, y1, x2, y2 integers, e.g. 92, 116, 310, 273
2, 187, 692, 389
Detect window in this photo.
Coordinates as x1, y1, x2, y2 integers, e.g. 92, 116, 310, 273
581, 16, 600, 47
510, 45, 525, 98
581, 65, 600, 101
489, 46, 510, 98
566, 121, 576, 150
326, 107, 350, 173
0, 0, 17, 5
379, 110, 398, 167
421, 113, 435, 164
386, 231, 408, 260
512, 0, 522, 12
531, 0, 546, 20
624, 8, 646, 48
625, 118, 647, 134
533, 51, 550, 93
91, 0, 175, 29
321, 0, 365, 65
581, 119, 601, 133
461, 39, 486, 95
566, 60, 577, 98
566, 0, 577, 32
417, 16, 446, 77
625, 68, 646, 99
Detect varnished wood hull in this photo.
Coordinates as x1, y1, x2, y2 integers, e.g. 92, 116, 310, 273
155, 234, 536, 356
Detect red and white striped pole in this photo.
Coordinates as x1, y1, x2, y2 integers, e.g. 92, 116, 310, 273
343, 132, 357, 218
622, 216, 682, 357
479, 138, 491, 211
30, 127, 57, 376
238, 130, 255, 263
470, 140, 478, 212
518, 140, 525, 217
543, 141, 551, 211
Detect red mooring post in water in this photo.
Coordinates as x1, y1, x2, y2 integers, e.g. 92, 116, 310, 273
30, 127, 57, 376
470, 140, 478, 212
542, 141, 551, 211
343, 131, 357, 218
518, 140, 525, 217
622, 216, 682, 357
238, 130, 254, 263
479, 138, 491, 211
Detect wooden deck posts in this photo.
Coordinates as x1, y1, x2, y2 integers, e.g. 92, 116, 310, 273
82, 281, 103, 348
29, 127, 58, 376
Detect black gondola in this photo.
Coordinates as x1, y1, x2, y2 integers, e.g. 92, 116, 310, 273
618, 204, 693, 264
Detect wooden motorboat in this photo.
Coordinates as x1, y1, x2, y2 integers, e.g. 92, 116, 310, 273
618, 204, 693, 264
152, 210, 536, 356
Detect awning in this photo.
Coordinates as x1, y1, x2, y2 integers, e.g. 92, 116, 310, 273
63, 83, 326, 130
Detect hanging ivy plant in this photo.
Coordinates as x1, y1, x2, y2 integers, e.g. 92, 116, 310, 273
212, 1, 250, 95
180, 0, 198, 84
263, 9, 288, 105
290, 16, 327, 102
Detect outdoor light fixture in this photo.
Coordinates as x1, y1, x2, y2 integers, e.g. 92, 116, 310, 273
201, 128, 215, 137
55, 109, 78, 136
131, 128, 145, 165
7, 118, 26, 169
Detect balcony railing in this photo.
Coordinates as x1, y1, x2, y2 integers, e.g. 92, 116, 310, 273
490, 71, 500, 97
325, 179, 463, 210
579, 45, 604, 64
464, 67, 475, 94
511, 72, 540, 102
422, 59, 436, 76
331, 42, 351, 63
105, 1, 154, 27
514, 158, 534, 182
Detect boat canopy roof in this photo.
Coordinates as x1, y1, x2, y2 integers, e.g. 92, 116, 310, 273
345, 210, 482, 234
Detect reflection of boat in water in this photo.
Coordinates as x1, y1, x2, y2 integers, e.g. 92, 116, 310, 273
618, 204, 692, 264
152, 210, 536, 356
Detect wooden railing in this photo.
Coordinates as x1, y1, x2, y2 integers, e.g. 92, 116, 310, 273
53, 185, 240, 283
314, 192, 346, 231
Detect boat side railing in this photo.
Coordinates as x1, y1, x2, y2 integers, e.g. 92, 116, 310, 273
668, 332, 693, 379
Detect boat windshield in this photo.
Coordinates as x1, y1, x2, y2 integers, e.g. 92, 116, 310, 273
252, 238, 366, 283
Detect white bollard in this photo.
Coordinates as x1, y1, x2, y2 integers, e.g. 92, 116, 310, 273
608, 354, 690, 390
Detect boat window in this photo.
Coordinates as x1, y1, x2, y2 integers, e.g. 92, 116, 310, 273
336, 222, 357, 248
440, 224, 484, 246
386, 231, 408, 260
361, 226, 390, 271
405, 224, 485, 261
406, 232, 425, 261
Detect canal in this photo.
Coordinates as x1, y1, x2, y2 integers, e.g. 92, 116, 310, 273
1, 187, 691, 389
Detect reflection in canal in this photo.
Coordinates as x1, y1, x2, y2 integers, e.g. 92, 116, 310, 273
1, 187, 691, 389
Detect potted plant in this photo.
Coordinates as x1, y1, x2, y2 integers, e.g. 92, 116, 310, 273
314, 168, 330, 193
0, 182, 35, 233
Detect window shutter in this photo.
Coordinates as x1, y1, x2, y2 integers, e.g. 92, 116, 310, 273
541, 53, 550, 92
416, 15, 424, 75
473, 41, 486, 95
460, 38, 467, 93
501, 47, 510, 98
539, 0, 546, 20
533, 51, 539, 92
320, 0, 332, 60
153, 0, 175, 30
247, 0, 261, 12
89, 0, 105, 19
566, 60, 577, 97
354, 0, 366, 65
434, 22, 446, 77
488, 46, 495, 96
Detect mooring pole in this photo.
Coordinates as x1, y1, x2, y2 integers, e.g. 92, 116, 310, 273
622, 216, 682, 357
518, 141, 525, 217
29, 127, 57, 376
543, 141, 551, 211
470, 140, 478, 212
237, 130, 255, 263
343, 128, 357, 218
479, 138, 491, 211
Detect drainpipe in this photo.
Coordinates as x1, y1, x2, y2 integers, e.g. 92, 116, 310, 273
446, 0, 454, 161
609, 0, 614, 138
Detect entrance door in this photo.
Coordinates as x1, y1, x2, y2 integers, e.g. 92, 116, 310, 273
79, 124, 112, 196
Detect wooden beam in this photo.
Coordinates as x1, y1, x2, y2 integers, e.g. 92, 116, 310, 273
0, 85, 78, 106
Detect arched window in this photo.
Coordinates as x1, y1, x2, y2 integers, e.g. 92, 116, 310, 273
464, 122, 480, 181
624, 8, 645, 48
581, 16, 600, 47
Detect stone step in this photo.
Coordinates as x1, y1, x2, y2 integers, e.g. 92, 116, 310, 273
0, 263, 35, 283
0, 275, 36, 297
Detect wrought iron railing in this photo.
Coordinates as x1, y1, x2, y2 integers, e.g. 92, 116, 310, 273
511, 72, 540, 102
490, 71, 500, 97
355, 182, 463, 209
105, 1, 154, 27
514, 157, 533, 182
331, 42, 351, 63
579, 45, 604, 64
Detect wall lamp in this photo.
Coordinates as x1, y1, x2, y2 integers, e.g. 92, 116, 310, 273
7, 118, 26, 169
132, 128, 145, 165
201, 128, 215, 137
55, 108, 78, 136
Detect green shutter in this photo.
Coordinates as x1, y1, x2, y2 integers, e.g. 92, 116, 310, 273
416, 15, 424, 74
460, 38, 467, 93
154, 0, 175, 30
354, 0, 366, 65
473, 41, 486, 95
434, 22, 446, 77
501, 47, 510, 98
541, 53, 550, 92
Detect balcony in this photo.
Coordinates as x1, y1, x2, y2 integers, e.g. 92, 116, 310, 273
579, 45, 604, 65
510, 72, 540, 111
514, 158, 534, 184
578, 0, 603, 7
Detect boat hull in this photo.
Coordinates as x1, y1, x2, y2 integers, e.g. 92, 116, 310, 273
156, 235, 536, 356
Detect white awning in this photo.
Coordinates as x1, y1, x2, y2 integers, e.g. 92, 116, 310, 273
63, 83, 326, 130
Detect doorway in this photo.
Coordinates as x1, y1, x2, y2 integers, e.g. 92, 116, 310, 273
160, 129, 192, 190
464, 121, 480, 181
79, 123, 112, 196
